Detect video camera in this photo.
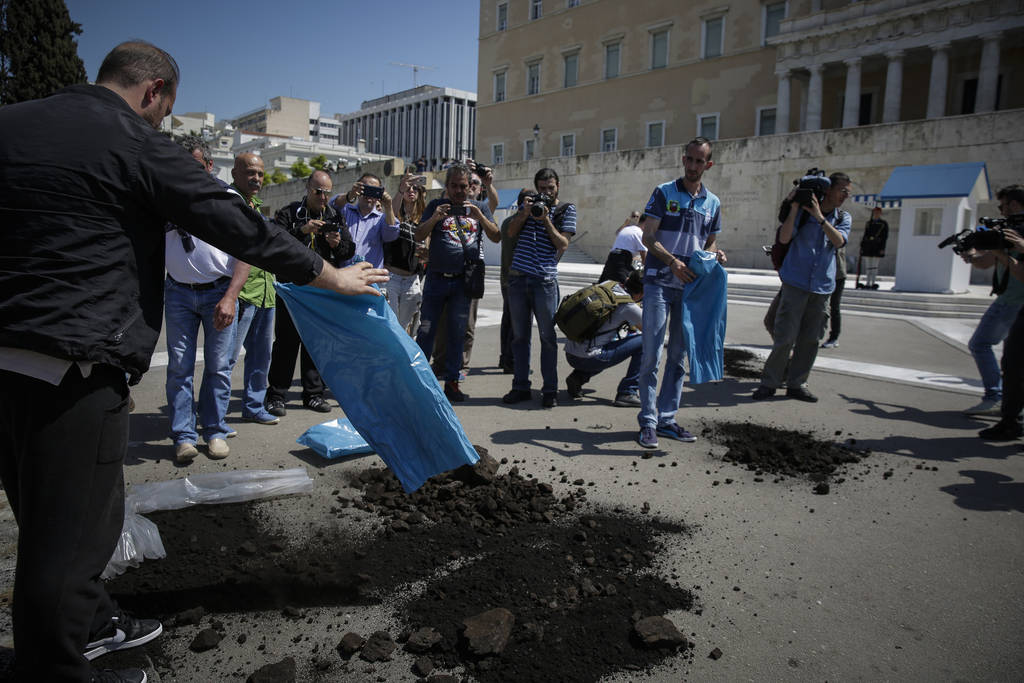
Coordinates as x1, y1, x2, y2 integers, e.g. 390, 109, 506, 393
937, 215, 1024, 255
778, 168, 831, 223
526, 192, 556, 218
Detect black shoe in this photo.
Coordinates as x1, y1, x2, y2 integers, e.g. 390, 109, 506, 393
502, 389, 532, 404
786, 386, 819, 402
303, 396, 332, 413
566, 371, 585, 399
92, 669, 148, 683
265, 398, 286, 417
542, 393, 557, 408
444, 381, 467, 402
751, 386, 776, 400
85, 609, 163, 661
870, 283, 880, 290
978, 420, 1023, 441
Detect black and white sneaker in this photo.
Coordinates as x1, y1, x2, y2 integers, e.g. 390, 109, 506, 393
92, 668, 148, 683
85, 610, 163, 661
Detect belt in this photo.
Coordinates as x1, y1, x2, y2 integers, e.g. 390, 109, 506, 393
167, 275, 230, 291
438, 272, 463, 279
608, 248, 632, 257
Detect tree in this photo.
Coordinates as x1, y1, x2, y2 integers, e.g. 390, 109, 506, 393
309, 154, 329, 171
0, 0, 87, 105
290, 159, 312, 179
269, 169, 288, 185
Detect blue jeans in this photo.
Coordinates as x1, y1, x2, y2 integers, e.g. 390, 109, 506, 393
969, 297, 1023, 399
638, 282, 686, 428
566, 333, 643, 396
508, 273, 560, 393
416, 272, 471, 381
164, 278, 236, 444
230, 301, 275, 419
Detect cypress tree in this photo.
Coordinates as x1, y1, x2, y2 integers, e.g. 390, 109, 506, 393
0, 0, 87, 105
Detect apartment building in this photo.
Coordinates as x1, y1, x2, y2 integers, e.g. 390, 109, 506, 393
230, 95, 341, 145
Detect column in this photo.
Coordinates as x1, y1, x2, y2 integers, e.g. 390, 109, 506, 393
926, 42, 950, 118
976, 32, 1001, 113
842, 57, 862, 128
776, 68, 791, 134
883, 50, 904, 123
806, 64, 823, 131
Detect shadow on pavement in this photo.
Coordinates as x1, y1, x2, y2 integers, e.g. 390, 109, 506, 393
850, 434, 1018, 462
490, 427, 666, 458
839, 393, 991, 431
941, 469, 1024, 512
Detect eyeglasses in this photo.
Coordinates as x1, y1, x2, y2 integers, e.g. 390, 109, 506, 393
312, 188, 331, 196
469, 180, 482, 186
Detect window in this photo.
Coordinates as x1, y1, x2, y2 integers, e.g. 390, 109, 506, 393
763, 2, 786, 44
601, 128, 617, 152
605, 42, 621, 79
567, 0, 579, 6
527, 62, 541, 95
651, 30, 669, 69
698, 113, 719, 139
914, 208, 943, 236
757, 107, 776, 135
646, 121, 664, 147
563, 53, 578, 88
561, 134, 575, 157
524, 139, 535, 161
492, 143, 504, 165
497, 3, 508, 31
494, 71, 506, 102
703, 16, 724, 59
531, 0, 542, 20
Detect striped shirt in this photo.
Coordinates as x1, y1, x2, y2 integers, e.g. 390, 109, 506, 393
510, 203, 577, 279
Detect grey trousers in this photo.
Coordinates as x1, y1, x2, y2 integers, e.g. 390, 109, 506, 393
761, 282, 830, 389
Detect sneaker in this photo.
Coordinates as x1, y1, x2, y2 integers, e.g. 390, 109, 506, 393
542, 392, 557, 408
206, 438, 229, 459
656, 423, 698, 443
637, 426, 659, 449
566, 371, 585, 399
444, 381, 467, 402
265, 399, 287, 417
821, 339, 838, 349
786, 386, 819, 403
612, 393, 641, 407
92, 669, 148, 683
244, 412, 280, 425
751, 386, 776, 400
502, 389, 532, 404
224, 429, 238, 439
978, 420, 1023, 441
174, 442, 198, 465
85, 610, 163, 661
304, 396, 332, 413
963, 398, 1001, 416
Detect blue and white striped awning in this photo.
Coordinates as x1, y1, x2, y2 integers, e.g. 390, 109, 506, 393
852, 193, 902, 209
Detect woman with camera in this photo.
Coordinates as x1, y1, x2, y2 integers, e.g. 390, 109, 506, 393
385, 173, 429, 335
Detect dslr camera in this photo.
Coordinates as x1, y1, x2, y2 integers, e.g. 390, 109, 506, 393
938, 215, 1024, 255
527, 192, 556, 218
471, 160, 491, 178
316, 213, 345, 234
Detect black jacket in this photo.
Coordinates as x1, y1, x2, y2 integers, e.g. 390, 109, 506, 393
273, 199, 355, 267
0, 84, 322, 382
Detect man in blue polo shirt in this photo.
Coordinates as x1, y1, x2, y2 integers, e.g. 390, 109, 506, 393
753, 172, 852, 403
636, 137, 725, 449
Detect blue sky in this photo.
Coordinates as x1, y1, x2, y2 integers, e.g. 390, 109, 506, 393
66, 0, 481, 120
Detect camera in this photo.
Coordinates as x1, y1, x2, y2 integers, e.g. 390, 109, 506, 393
361, 184, 384, 199
448, 203, 471, 217
316, 214, 345, 234
472, 161, 491, 178
938, 215, 1024, 255
793, 168, 830, 208
527, 192, 555, 218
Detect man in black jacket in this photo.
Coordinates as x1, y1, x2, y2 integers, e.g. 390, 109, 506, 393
266, 170, 355, 416
0, 41, 387, 683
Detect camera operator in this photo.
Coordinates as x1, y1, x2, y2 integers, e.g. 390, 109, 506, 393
265, 171, 355, 417
753, 172, 852, 403
502, 168, 577, 408
968, 185, 1024, 435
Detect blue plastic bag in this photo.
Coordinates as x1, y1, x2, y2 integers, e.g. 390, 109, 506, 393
275, 283, 479, 492
681, 250, 728, 384
297, 418, 375, 460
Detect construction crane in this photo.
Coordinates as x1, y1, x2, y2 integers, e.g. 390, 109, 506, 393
389, 62, 438, 88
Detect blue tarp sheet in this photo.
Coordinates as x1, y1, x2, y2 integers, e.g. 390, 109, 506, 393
296, 418, 374, 460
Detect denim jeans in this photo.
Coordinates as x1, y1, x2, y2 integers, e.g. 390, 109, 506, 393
969, 297, 1023, 399
637, 282, 687, 428
566, 333, 643, 396
164, 277, 237, 444
230, 301, 275, 419
507, 272, 560, 393
416, 272, 471, 381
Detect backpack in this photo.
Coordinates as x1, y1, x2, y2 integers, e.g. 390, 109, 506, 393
555, 281, 634, 342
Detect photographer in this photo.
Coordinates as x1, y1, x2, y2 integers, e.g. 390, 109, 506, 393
265, 171, 355, 417
753, 172, 852, 403
330, 172, 400, 269
967, 185, 1024, 434
467, 158, 499, 213
502, 168, 577, 408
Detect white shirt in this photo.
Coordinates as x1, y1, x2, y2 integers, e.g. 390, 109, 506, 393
611, 225, 646, 256
165, 230, 235, 284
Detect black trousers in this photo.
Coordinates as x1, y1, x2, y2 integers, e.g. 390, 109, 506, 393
1001, 307, 1024, 423
0, 365, 125, 681
499, 282, 514, 369
266, 300, 325, 403
827, 277, 845, 341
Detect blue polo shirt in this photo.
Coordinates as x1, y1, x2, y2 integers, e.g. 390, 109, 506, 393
779, 207, 851, 294
642, 179, 721, 289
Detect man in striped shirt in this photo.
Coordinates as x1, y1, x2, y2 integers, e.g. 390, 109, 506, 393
502, 168, 577, 408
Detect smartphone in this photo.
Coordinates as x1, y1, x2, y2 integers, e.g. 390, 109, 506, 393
362, 185, 384, 199
449, 204, 470, 217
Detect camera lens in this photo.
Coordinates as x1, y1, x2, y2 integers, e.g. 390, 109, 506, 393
530, 204, 544, 218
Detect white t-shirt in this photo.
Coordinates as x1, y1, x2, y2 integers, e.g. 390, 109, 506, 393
165, 230, 235, 284
610, 225, 646, 256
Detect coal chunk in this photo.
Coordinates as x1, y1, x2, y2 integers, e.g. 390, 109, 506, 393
336, 632, 365, 658
246, 656, 295, 683
461, 608, 515, 656
405, 626, 442, 654
189, 627, 223, 652
360, 631, 396, 662
633, 616, 687, 649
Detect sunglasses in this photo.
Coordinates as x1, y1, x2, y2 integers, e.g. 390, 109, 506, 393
312, 188, 331, 196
